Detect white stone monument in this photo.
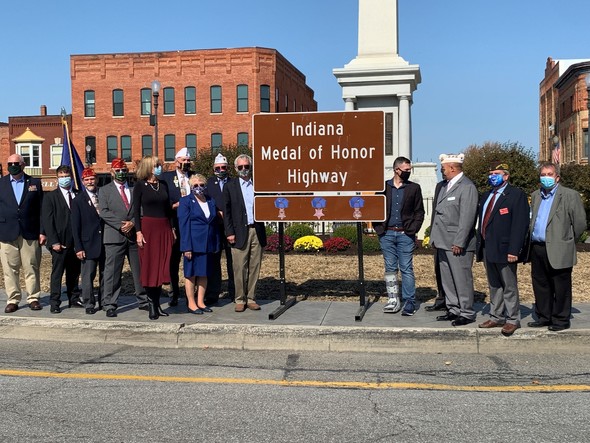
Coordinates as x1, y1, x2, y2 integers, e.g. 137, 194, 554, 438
333, 0, 438, 238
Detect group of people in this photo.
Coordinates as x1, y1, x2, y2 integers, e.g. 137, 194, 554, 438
0, 148, 266, 320
377, 155, 586, 335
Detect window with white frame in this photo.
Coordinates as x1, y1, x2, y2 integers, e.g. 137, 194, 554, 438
50, 144, 63, 169
16, 143, 41, 168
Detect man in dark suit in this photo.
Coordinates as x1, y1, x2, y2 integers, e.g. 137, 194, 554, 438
223, 154, 266, 312
429, 153, 479, 326
71, 168, 104, 315
42, 165, 82, 313
205, 152, 235, 304
425, 176, 447, 312
528, 161, 586, 331
98, 158, 148, 317
161, 147, 192, 307
0, 154, 46, 313
476, 161, 529, 336
373, 156, 425, 316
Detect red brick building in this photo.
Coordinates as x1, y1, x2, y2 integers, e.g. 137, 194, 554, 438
71, 47, 317, 172
0, 122, 8, 175
539, 57, 590, 164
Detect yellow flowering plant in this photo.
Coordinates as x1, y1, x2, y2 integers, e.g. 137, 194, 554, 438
293, 235, 323, 252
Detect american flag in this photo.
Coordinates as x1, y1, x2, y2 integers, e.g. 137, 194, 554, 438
552, 142, 560, 165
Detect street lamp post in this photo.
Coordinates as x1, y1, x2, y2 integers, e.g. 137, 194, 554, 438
85, 144, 92, 167
150, 80, 161, 157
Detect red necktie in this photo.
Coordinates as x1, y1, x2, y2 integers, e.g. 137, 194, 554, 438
481, 191, 497, 239
120, 184, 130, 210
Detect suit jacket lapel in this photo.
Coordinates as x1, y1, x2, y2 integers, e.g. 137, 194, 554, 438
547, 186, 563, 225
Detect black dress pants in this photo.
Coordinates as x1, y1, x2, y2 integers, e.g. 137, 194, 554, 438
49, 247, 81, 308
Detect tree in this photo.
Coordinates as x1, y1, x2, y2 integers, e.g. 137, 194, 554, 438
462, 141, 538, 195
559, 164, 590, 229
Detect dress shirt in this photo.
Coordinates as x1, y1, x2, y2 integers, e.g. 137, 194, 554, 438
10, 175, 25, 204
446, 172, 464, 192
59, 186, 74, 209
176, 170, 190, 197
482, 182, 508, 217
531, 185, 558, 243
240, 178, 254, 225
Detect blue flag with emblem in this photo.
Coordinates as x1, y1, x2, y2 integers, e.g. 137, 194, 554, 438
60, 109, 85, 191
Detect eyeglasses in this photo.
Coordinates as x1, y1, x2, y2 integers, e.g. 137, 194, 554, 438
7, 162, 21, 167
237, 164, 251, 171
114, 168, 128, 173
214, 166, 227, 172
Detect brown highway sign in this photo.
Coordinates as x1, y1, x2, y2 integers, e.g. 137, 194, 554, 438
254, 195, 386, 222
252, 111, 384, 193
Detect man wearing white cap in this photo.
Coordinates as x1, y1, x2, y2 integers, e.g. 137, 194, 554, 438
429, 153, 479, 326
205, 153, 235, 303
161, 147, 193, 306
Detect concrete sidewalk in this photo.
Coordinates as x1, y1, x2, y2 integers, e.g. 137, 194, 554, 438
1, 289, 589, 354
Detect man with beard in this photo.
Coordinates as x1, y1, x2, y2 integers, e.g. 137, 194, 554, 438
71, 168, 105, 314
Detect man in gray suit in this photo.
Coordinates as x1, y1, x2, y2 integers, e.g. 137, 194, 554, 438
429, 153, 479, 326
528, 161, 586, 331
98, 158, 148, 317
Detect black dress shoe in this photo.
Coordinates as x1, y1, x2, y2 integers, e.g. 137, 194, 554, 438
85, 307, 97, 315
69, 300, 84, 308
138, 305, 150, 311
452, 316, 475, 327
50, 306, 61, 314
527, 321, 551, 328
106, 309, 117, 318
548, 324, 569, 332
436, 312, 458, 321
425, 303, 447, 312
169, 294, 179, 307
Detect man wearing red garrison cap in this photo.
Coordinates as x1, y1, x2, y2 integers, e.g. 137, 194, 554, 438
97, 159, 148, 317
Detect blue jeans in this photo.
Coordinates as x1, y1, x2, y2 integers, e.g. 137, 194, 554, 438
379, 230, 416, 303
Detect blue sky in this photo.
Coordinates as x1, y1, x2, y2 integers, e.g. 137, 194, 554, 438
1, 0, 589, 163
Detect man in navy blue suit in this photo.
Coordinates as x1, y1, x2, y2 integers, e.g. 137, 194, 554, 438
476, 161, 530, 336
205, 153, 234, 304
161, 147, 192, 307
0, 154, 46, 313
71, 168, 104, 314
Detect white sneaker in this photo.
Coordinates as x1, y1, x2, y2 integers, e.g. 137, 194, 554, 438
383, 296, 402, 313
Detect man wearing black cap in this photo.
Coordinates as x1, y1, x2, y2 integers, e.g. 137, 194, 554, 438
476, 161, 529, 336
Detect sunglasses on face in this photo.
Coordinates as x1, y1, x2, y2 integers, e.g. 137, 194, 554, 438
237, 164, 251, 171
7, 162, 21, 167
114, 168, 128, 173
193, 184, 206, 188
214, 166, 227, 172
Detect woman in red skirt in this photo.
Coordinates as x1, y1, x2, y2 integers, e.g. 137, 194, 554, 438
133, 156, 175, 320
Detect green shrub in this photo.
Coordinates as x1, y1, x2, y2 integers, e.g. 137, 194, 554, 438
332, 224, 358, 244
285, 223, 315, 240
361, 235, 381, 253
265, 223, 276, 237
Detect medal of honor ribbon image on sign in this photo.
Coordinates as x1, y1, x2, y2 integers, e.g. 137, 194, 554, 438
311, 197, 327, 219
274, 197, 289, 219
349, 196, 364, 219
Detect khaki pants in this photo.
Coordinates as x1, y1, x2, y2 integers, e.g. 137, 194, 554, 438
0, 237, 42, 304
231, 227, 263, 305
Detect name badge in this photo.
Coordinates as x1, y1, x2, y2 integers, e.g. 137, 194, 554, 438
447, 196, 456, 201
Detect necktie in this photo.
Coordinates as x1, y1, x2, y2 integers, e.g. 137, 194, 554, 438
68, 191, 73, 209
120, 184, 130, 210
180, 176, 187, 197
481, 191, 497, 239
219, 179, 224, 191
92, 194, 99, 213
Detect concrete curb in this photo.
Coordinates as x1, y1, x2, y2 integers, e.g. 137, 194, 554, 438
1, 316, 589, 354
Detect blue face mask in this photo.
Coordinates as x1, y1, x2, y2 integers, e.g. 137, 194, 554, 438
153, 166, 162, 177
488, 173, 504, 187
58, 177, 72, 189
540, 176, 556, 190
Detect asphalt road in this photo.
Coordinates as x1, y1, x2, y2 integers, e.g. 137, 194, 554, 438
1, 339, 590, 442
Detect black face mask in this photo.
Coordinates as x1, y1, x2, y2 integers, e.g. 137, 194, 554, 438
399, 171, 411, 181
8, 164, 22, 176
181, 163, 191, 172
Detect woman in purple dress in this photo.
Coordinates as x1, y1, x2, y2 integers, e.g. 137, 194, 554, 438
178, 174, 220, 314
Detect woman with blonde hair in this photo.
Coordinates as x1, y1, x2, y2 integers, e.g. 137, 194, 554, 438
133, 155, 175, 320
178, 173, 220, 314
